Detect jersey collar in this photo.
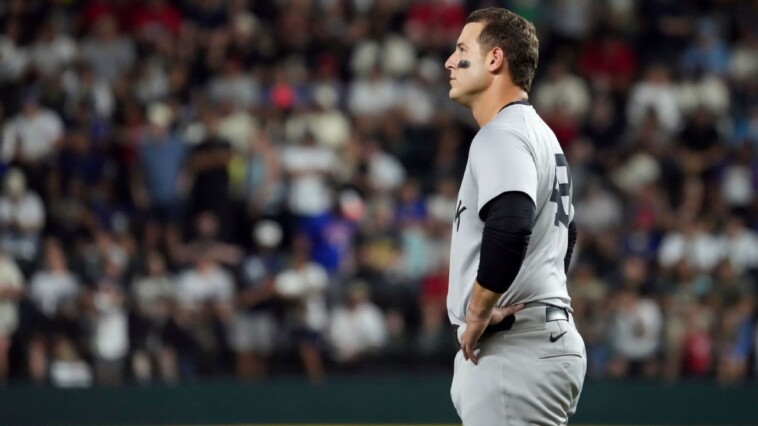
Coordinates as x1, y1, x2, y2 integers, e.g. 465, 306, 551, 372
498, 99, 531, 113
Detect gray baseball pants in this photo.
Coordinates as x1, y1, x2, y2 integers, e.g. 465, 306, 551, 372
451, 304, 587, 425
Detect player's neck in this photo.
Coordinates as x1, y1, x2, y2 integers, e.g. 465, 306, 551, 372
471, 86, 529, 128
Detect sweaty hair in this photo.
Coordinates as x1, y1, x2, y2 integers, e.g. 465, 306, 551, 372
467, 8, 539, 92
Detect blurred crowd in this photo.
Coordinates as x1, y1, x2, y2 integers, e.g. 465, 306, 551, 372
0, 0, 757, 386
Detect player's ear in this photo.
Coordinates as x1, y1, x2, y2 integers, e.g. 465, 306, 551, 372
487, 47, 505, 73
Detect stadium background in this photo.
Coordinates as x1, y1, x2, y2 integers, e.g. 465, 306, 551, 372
0, 0, 757, 425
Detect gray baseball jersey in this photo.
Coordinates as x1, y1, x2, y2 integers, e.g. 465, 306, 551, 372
447, 101, 586, 425
447, 101, 574, 327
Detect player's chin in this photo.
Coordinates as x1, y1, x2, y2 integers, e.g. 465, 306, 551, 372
448, 89, 470, 107
448, 88, 463, 103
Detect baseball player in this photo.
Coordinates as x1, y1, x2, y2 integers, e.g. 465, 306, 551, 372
445, 8, 586, 426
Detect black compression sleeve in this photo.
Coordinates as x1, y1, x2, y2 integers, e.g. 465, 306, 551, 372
564, 220, 577, 274
476, 191, 536, 294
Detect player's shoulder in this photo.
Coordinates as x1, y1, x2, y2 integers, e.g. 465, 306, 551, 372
472, 111, 532, 153
483, 105, 535, 135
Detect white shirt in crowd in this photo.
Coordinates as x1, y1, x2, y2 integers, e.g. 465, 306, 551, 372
29, 271, 80, 318
281, 144, 337, 216
367, 150, 406, 194
0, 35, 28, 82
627, 79, 682, 134
0, 255, 23, 336
534, 71, 591, 119
720, 228, 758, 273
61, 69, 115, 118
0, 191, 45, 231
658, 230, 723, 272
329, 302, 387, 362
678, 75, 730, 116
574, 184, 623, 232
2, 109, 64, 163
275, 262, 329, 332
208, 72, 261, 110
610, 296, 663, 360
50, 359, 93, 388
347, 73, 399, 117
29, 33, 78, 77
92, 287, 129, 361
175, 264, 234, 310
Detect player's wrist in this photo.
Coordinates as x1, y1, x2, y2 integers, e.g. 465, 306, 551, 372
466, 303, 494, 322
466, 281, 501, 322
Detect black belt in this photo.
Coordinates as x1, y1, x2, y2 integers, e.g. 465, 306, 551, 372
454, 305, 569, 340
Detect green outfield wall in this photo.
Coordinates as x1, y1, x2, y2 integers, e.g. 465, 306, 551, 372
0, 377, 756, 425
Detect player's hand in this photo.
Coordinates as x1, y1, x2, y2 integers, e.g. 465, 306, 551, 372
461, 303, 524, 365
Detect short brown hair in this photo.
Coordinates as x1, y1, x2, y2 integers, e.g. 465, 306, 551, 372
467, 8, 539, 92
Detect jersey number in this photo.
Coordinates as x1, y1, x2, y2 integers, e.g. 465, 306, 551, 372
550, 153, 571, 227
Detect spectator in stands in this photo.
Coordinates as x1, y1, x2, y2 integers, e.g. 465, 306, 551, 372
242, 130, 286, 216
720, 216, 758, 274
274, 235, 329, 382
80, 15, 135, 83
681, 19, 730, 77
607, 285, 664, 378
0, 169, 45, 275
77, 230, 129, 288
416, 254, 451, 356
0, 248, 23, 382
185, 107, 234, 240
362, 137, 406, 195
658, 215, 722, 274
231, 220, 284, 379
347, 66, 399, 119
578, 27, 637, 93
87, 260, 129, 386
281, 131, 338, 223
719, 145, 755, 215
29, 19, 77, 79
569, 262, 611, 378
626, 65, 682, 135
1, 91, 64, 193
134, 102, 187, 228
62, 62, 115, 121
659, 259, 715, 379
169, 211, 242, 268
27, 239, 81, 383
574, 180, 624, 234
208, 57, 260, 110
0, 19, 27, 83
130, 251, 175, 383
172, 249, 234, 377
534, 60, 591, 122
715, 295, 755, 384
48, 337, 93, 388
328, 280, 387, 366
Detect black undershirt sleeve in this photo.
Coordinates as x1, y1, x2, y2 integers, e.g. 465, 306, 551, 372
565, 220, 577, 274
476, 191, 536, 294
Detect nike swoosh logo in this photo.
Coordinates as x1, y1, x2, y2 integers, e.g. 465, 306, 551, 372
549, 331, 568, 343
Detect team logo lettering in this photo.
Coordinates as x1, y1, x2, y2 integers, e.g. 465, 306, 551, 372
454, 200, 467, 232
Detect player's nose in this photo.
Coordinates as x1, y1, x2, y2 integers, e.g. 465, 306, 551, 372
445, 52, 457, 71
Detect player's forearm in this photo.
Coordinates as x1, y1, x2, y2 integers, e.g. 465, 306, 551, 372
466, 281, 503, 321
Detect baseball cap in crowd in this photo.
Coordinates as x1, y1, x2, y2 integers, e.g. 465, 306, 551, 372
253, 220, 283, 249
3, 168, 26, 197
147, 102, 173, 128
